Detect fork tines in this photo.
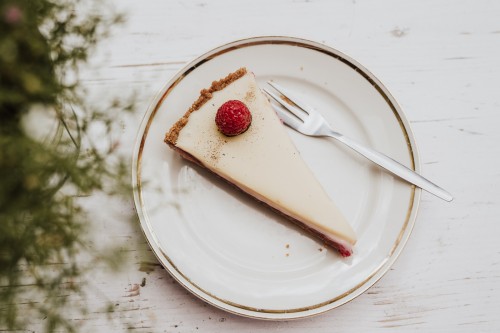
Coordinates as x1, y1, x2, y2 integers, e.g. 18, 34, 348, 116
263, 83, 309, 123
267, 82, 313, 114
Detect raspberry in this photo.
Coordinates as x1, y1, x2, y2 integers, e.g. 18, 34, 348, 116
215, 100, 252, 136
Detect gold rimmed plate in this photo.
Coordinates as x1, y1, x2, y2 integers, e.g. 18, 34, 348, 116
132, 36, 421, 319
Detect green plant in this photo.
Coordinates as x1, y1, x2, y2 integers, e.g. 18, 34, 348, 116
0, 0, 132, 331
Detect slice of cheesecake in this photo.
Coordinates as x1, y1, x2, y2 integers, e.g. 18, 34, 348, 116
164, 68, 357, 256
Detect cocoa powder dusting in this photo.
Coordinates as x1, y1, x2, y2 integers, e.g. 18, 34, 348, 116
244, 90, 255, 104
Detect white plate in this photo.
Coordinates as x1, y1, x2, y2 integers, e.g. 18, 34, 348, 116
132, 36, 421, 320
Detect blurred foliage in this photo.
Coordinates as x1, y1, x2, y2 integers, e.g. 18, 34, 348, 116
0, 0, 132, 331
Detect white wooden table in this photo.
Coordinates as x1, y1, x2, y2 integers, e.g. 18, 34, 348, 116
77, 0, 500, 331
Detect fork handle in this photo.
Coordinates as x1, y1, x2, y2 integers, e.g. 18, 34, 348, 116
327, 130, 453, 201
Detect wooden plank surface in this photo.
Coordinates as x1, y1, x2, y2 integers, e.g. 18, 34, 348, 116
69, 0, 500, 331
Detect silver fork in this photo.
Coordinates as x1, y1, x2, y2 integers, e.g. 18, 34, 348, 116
263, 81, 453, 202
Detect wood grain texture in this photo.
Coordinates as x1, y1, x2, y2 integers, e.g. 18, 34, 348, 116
64, 0, 500, 331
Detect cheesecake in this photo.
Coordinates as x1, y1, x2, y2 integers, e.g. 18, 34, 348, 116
164, 68, 357, 256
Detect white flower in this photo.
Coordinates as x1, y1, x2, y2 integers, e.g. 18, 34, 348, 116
20, 103, 59, 143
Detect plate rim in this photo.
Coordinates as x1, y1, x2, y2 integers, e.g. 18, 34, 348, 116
131, 35, 422, 320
